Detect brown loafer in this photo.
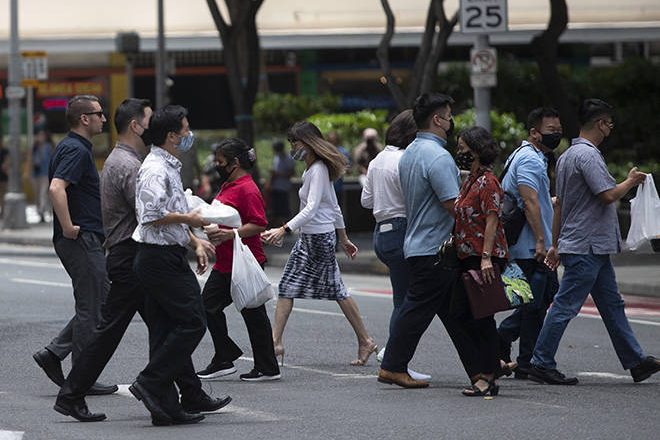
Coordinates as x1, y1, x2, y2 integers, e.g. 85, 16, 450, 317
377, 368, 429, 388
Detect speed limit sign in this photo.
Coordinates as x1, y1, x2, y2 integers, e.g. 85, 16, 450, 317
460, 0, 508, 34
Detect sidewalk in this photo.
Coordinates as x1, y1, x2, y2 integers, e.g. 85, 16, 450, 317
1, 206, 659, 298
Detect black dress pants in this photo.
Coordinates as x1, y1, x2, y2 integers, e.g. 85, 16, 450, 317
58, 240, 203, 403
132, 244, 206, 402
202, 269, 279, 376
380, 255, 479, 378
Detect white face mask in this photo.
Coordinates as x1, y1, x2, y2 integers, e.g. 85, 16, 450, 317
175, 130, 194, 153
291, 147, 307, 161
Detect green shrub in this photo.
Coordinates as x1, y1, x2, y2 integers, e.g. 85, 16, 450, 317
254, 93, 340, 135
306, 110, 389, 150
453, 109, 527, 157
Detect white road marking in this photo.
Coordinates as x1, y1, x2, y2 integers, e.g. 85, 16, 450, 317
225, 405, 281, 421
115, 384, 134, 398
10, 278, 69, 288
238, 356, 376, 378
0, 431, 24, 440
577, 372, 631, 380
578, 313, 660, 327
291, 307, 344, 317
350, 289, 392, 300
0, 257, 61, 268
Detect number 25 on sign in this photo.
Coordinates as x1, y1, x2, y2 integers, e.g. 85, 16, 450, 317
460, 0, 508, 34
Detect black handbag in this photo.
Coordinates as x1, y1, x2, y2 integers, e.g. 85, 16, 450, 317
499, 146, 528, 246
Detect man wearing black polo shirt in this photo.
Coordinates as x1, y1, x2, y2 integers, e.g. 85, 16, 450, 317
32, 95, 116, 396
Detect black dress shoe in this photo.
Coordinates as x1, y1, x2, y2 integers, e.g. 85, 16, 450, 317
181, 393, 232, 414
87, 382, 119, 396
152, 410, 205, 426
528, 365, 578, 385
128, 381, 172, 423
631, 356, 660, 383
33, 348, 65, 386
53, 399, 106, 422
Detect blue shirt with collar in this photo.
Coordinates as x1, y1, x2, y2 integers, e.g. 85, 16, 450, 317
49, 131, 104, 242
398, 132, 460, 258
501, 140, 553, 259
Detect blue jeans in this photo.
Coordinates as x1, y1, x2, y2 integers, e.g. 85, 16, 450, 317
531, 253, 645, 370
498, 259, 558, 368
373, 217, 409, 336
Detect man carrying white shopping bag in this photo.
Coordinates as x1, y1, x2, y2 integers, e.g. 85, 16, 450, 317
626, 174, 660, 251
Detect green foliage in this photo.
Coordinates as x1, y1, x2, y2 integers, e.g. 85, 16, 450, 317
453, 109, 527, 157
306, 110, 389, 149
253, 93, 340, 135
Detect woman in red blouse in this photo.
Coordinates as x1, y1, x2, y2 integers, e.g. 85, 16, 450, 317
196, 138, 281, 382
453, 126, 509, 396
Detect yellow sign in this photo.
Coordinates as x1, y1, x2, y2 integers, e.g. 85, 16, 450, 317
21, 51, 48, 88
36, 81, 105, 98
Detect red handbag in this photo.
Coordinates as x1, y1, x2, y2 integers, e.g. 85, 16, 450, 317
461, 265, 512, 319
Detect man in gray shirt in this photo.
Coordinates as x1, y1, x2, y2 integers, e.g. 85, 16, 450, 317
529, 98, 660, 385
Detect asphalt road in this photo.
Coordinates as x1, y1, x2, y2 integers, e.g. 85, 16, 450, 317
0, 243, 659, 440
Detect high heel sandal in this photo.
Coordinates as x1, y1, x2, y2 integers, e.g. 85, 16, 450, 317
274, 345, 285, 367
350, 341, 378, 366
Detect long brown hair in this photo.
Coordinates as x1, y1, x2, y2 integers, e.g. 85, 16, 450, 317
287, 121, 347, 181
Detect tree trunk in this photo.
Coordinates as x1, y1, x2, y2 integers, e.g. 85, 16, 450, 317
531, 0, 579, 138
207, 0, 263, 182
378, 0, 458, 108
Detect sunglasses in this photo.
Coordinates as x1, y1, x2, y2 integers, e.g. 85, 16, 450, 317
83, 111, 105, 118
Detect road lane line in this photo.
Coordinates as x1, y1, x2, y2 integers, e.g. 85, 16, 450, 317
578, 372, 631, 380
0, 257, 61, 268
10, 278, 69, 288
578, 313, 660, 327
238, 356, 376, 378
0, 431, 24, 440
291, 307, 344, 317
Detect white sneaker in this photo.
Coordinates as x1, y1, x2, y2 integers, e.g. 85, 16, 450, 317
408, 368, 432, 381
376, 347, 386, 363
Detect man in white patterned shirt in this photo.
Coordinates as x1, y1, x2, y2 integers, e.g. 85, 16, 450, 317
129, 105, 212, 426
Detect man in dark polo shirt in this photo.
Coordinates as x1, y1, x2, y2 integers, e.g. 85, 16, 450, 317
53, 99, 230, 423
32, 95, 116, 396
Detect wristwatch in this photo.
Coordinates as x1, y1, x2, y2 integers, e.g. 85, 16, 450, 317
283, 225, 291, 233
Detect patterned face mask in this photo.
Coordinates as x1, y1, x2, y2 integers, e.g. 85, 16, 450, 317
175, 131, 195, 153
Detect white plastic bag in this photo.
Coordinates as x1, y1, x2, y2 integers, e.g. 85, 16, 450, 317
184, 189, 241, 227
625, 174, 660, 251
230, 230, 275, 311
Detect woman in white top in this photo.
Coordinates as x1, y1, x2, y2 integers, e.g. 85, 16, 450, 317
262, 121, 378, 366
361, 110, 431, 381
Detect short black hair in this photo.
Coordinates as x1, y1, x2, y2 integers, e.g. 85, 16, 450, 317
385, 109, 417, 149
579, 98, 614, 128
146, 105, 188, 147
66, 95, 100, 128
412, 93, 454, 129
114, 98, 151, 134
216, 137, 256, 170
526, 107, 560, 132
458, 126, 499, 166
272, 140, 285, 152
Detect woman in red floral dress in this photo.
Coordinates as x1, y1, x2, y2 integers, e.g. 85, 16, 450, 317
453, 126, 509, 397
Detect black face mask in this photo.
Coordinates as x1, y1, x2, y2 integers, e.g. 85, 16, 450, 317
540, 132, 562, 150
216, 164, 237, 184
140, 129, 151, 147
445, 118, 455, 138
455, 151, 474, 171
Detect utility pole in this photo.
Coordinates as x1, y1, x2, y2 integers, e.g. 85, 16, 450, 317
155, 0, 167, 108
3, 0, 28, 229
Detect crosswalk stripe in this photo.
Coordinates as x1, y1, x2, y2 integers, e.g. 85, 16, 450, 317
10, 278, 69, 288
0, 431, 24, 440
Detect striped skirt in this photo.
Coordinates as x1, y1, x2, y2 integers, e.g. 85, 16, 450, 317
278, 232, 349, 301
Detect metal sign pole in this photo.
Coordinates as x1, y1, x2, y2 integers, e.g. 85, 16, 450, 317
4, 0, 28, 229
474, 34, 492, 132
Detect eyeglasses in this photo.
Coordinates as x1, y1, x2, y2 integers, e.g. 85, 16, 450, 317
83, 111, 105, 118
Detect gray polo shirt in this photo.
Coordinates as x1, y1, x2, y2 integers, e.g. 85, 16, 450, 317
556, 137, 619, 255
100, 143, 143, 249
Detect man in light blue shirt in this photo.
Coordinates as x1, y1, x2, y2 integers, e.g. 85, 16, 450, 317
497, 108, 562, 378
529, 98, 660, 385
379, 93, 474, 389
